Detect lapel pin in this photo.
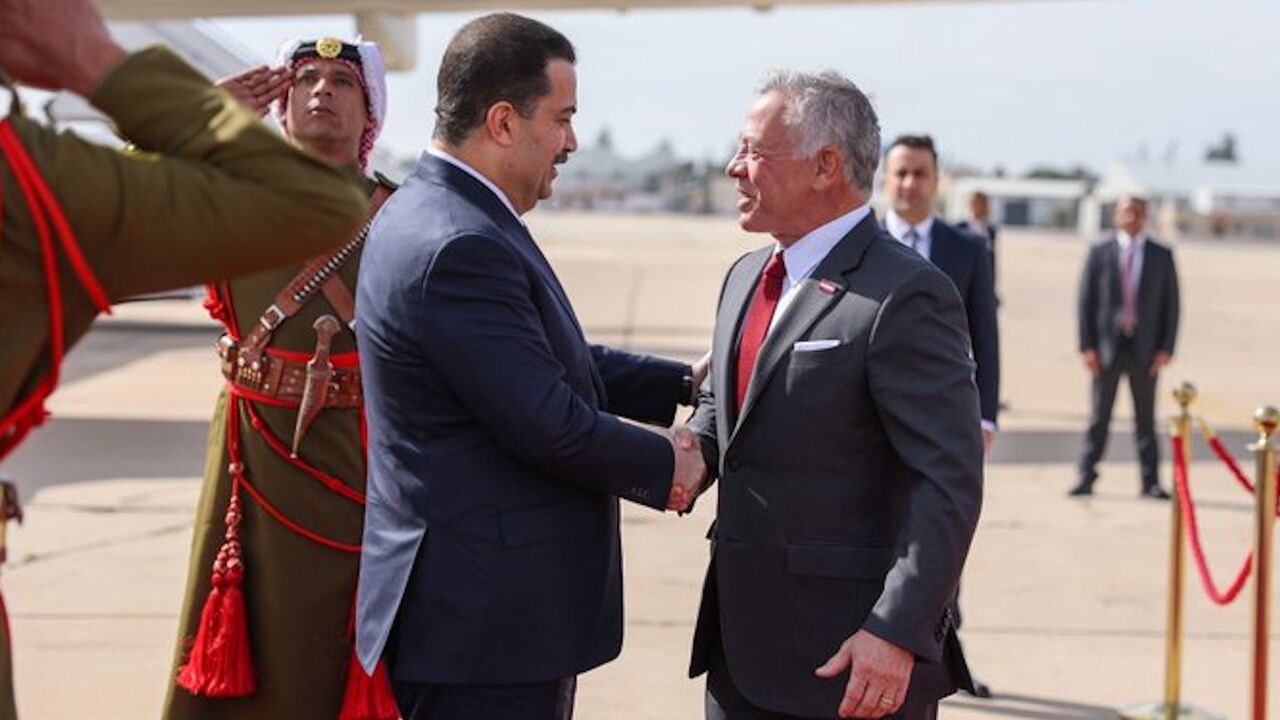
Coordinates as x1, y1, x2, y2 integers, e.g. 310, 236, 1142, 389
818, 279, 842, 295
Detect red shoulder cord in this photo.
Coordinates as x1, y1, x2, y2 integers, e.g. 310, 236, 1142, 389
0, 120, 111, 463
205, 277, 366, 555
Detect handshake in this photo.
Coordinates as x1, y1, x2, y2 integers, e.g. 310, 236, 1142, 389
667, 426, 708, 512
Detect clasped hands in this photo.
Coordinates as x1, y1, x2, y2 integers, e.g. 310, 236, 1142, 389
666, 426, 706, 512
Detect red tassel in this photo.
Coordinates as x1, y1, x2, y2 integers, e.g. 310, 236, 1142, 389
177, 484, 257, 698
339, 652, 399, 720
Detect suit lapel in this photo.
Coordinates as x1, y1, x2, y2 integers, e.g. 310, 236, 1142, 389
927, 222, 949, 269
716, 248, 771, 432
730, 214, 879, 439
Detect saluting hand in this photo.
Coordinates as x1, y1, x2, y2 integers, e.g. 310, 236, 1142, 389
0, 0, 125, 97
217, 65, 292, 117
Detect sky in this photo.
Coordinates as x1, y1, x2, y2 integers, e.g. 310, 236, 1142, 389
206, 0, 1279, 175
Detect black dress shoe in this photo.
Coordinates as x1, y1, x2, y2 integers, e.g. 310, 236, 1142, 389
1140, 485, 1171, 500
1068, 482, 1093, 497
966, 678, 993, 699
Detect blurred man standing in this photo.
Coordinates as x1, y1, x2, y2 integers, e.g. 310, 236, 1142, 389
882, 135, 1000, 451
1072, 196, 1180, 499
956, 191, 998, 294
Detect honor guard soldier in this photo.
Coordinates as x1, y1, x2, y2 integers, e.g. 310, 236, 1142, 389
0, 0, 369, 716
164, 37, 399, 720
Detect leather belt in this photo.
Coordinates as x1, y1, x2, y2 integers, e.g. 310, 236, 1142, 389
218, 336, 362, 408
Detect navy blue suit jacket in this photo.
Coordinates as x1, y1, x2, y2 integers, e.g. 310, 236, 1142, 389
929, 221, 1000, 426
354, 153, 686, 684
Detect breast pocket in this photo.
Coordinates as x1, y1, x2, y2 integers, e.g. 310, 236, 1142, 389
786, 339, 859, 387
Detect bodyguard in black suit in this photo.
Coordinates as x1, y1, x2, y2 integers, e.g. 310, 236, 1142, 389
687, 74, 982, 720
1072, 196, 1180, 498
882, 136, 1000, 448
354, 15, 708, 720
881, 135, 998, 700
956, 190, 998, 292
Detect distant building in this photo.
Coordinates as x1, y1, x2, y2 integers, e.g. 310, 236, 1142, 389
945, 176, 1091, 232
546, 130, 707, 213
1087, 161, 1280, 241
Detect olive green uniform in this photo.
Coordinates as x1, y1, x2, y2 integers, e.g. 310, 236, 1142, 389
163, 174, 387, 719
0, 46, 367, 720
0, 45, 366, 421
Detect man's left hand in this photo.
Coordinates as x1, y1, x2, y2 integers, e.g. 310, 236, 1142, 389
982, 428, 995, 454
815, 629, 914, 719
1149, 351, 1171, 377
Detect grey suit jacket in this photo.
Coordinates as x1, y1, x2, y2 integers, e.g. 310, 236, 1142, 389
687, 214, 983, 717
1077, 234, 1180, 367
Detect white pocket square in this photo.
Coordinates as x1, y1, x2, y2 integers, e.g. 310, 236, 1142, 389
792, 339, 841, 352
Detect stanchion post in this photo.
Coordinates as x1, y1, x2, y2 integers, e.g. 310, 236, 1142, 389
1162, 384, 1195, 719
1122, 382, 1222, 720
1248, 406, 1278, 720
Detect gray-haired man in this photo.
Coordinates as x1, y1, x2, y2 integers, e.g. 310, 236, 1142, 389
685, 71, 983, 720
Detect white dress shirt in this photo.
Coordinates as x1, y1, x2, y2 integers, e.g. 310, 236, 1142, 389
884, 211, 935, 261
427, 146, 525, 226
767, 202, 873, 334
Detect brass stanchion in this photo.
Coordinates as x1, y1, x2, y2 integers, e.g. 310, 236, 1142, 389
1248, 406, 1278, 720
1122, 383, 1222, 720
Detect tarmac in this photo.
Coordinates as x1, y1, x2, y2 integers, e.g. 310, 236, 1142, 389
3, 215, 1279, 719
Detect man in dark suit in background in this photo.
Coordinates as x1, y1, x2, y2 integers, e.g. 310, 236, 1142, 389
354, 14, 707, 720
956, 191, 998, 297
881, 135, 998, 700
687, 71, 982, 720
882, 135, 1000, 453
1072, 195, 1180, 499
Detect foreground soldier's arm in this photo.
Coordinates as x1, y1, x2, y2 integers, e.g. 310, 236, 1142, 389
6, 46, 368, 300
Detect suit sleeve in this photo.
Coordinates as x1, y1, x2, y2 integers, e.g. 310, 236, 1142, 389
861, 267, 983, 663
417, 233, 675, 511
967, 242, 1000, 425
13, 45, 367, 302
1077, 245, 1100, 352
1158, 248, 1180, 355
589, 345, 687, 426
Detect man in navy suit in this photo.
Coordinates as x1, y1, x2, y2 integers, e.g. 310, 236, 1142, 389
881, 134, 1000, 700
882, 135, 999, 452
956, 191, 998, 298
354, 14, 708, 720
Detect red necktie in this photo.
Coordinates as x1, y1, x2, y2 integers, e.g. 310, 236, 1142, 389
736, 252, 787, 413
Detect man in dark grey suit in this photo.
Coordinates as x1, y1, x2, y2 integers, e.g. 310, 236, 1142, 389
1072, 195, 1180, 498
354, 14, 707, 720
686, 71, 983, 720
956, 191, 998, 293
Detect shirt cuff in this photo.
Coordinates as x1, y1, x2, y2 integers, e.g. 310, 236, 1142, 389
981, 420, 997, 434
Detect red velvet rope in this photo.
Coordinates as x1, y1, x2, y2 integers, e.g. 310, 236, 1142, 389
1173, 434, 1252, 605
1197, 419, 1280, 513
